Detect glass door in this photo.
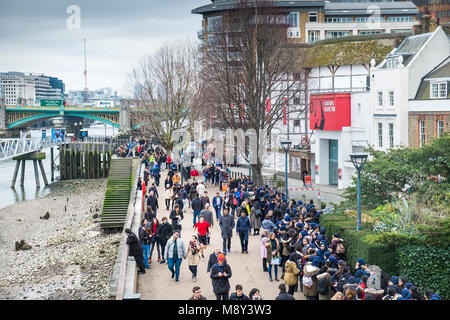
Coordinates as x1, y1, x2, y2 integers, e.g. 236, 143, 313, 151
329, 140, 338, 185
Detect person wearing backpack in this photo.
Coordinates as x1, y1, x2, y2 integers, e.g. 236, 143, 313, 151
250, 201, 262, 235
302, 262, 320, 300
317, 266, 334, 300
330, 233, 345, 260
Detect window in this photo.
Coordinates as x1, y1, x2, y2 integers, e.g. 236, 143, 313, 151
309, 12, 317, 22
325, 31, 350, 39
419, 120, 426, 147
431, 82, 447, 98
325, 17, 352, 23
359, 30, 383, 35
207, 16, 222, 32
293, 97, 301, 105
388, 16, 413, 22
389, 123, 394, 149
389, 91, 394, 106
356, 16, 385, 23
378, 92, 383, 106
287, 12, 299, 28
436, 11, 440, 19
437, 120, 444, 137
308, 30, 319, 42
447, 10, 450, 17
378, 123, 383, 147
294, 119, 300, 127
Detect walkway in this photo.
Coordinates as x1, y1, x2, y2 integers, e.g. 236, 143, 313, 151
136, 168, 306, 300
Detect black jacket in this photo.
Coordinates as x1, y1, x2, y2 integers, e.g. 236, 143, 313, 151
126, 232, 142, 256
207, 253, 218, 273
138, 226, 152, 245
229, 292, 249, 300
170, 209, 184, 230
192, 197, 203, 212
210, 262, 232, 294
147, 196, 159, 210
275, 292, 296, 300
156, 222, 173, 243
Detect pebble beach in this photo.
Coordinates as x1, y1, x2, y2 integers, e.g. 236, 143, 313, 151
0, 179, 121, 300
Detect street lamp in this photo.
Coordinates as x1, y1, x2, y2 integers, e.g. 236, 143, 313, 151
280, 140, 292, 200
350, 153, 369, 231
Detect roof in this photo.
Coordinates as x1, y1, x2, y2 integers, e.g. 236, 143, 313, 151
324, 1, 418, 16
414, 56, 450, 100
192, 0, 325, 15
382, 32, 432, 67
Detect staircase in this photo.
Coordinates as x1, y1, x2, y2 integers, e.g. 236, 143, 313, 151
100, 158, 133, 232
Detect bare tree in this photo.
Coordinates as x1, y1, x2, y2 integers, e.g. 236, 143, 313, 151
130, 42, 203, 152
201, 0, 308, 183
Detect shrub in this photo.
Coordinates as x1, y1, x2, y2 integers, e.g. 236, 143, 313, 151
396, 244, 450, 299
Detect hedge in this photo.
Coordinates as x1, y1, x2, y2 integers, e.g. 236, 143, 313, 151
397, 245, 450, 299
320, 213, 397, 275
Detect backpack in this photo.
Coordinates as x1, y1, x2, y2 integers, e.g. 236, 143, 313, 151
303, 275, 313, 289
233, 198, 238, 206
336, 242, 345, 254
318, 277, 329, 295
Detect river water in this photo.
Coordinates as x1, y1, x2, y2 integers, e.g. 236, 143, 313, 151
0, 125, 115, 210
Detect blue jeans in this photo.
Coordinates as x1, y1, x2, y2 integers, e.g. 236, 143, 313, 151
168, 258, 182, 281
214, 206, 222, 219
193, 210, 201, 226
268, 263, 278, 280
204, 175, 208, 184
238, 231, 249, 252
142, 244, 150, 268
231, 206, 237, 217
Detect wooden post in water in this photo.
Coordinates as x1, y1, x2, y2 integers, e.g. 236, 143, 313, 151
11, 160, 20, 188
20, 159, 26, 187
50, 147, 54, 182
38, 160, 49, 186
60, 145, 64, 180
103, 144, 106, 178
33, 160, 40, 188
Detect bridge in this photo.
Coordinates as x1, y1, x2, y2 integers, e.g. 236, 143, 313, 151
0, 137, 57, 162
0, 99, 132, 131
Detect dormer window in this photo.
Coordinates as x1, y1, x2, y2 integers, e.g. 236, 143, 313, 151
430, 82, 447, 98
386, 56, 399, 68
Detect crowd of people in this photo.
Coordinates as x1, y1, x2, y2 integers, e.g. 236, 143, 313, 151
125, 137, 442, 301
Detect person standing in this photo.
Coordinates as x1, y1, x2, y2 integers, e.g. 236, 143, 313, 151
284, 253, 301, 295
250, 201, 262, 235
165, 184, 173, 211
146, 191, 159, 217
260, 230, 269, 272
212, 192, 223, 220
219, 208, 235, 254
266, 232, 280, 282
138, 222, 151, 269
149, 217, 161, 263
125, 228, 146, 274
275, 284, 295, 300
187, 235, 202, 282
164, 231, 186, 282
201, 203, 214, 246
229, 284, 249, 300
156, 217, 172, 264
236, 210, 252, 254
210, 253, 232, 300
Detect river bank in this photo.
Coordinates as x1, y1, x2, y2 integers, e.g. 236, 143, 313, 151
0, 178, 121, 300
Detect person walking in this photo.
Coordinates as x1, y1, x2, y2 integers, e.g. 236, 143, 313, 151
191, 194, 203, 227
193, 215, 210, 261
236, 210, 252, 254
229, 284, 249, 300
125, 228, 146, 274
188, 286, 207, 300
164, 184, 173, 211
207, 248, 221, 274
210, 253, 232, 300
164, 231, 187, 283
156, 217, 172, 264
266, 232, 281, 282
201, 203, 214, 246
146, 191, 159, 217
219, 208, 235, 254
170, 205, 184, 235
187, 235, 202, 282
149, 217, 161, 263
212, 192, 223, 220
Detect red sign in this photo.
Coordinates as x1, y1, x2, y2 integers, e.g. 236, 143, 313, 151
309, 93, 351, 131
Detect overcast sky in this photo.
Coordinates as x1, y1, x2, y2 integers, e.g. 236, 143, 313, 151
0, 0, 206, 96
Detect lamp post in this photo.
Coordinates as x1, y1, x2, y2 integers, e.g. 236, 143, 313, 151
350, 153, 369, 231
280, 140, 292, 200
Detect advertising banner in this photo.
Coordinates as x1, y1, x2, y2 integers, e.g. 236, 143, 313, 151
309, 93, 351, 131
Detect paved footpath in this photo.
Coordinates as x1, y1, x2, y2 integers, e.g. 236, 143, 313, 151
136, 168, 306, 300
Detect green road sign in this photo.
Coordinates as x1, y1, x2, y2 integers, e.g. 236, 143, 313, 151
40, 99, 63, 107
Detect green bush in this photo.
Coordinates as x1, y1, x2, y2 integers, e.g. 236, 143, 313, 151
396, 244, 450, 299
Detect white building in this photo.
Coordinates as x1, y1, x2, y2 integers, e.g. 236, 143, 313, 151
305, 1, 419, 43
369, 26, 450, 151
0, 72, 36, 105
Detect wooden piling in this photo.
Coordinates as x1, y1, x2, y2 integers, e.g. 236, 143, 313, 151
50, 147, 54, 182
11, 160, 20, 188
33, 160, 40, 188
38, 160, 49, 186
20, 159, 26, 187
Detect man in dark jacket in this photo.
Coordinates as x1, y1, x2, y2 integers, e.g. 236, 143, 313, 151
219, 208, 234, 254
229, 284, 249, 300
125, 228, 146, 274
192, 195, 203, 227
210, 253, 232, 300
156, 217, 173, 264
236, 210, 251, 253
276, 284, 296, 300
147, 191, 159, 216
207, 248, 221, 273
170, 205, 184, 234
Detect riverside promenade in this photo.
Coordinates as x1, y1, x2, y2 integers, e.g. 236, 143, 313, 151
136, 167, 306, 300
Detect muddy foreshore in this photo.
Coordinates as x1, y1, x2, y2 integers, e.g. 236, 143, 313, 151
0, 179, 121, 300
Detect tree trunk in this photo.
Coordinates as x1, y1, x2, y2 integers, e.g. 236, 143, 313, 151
252, 162, 263, 185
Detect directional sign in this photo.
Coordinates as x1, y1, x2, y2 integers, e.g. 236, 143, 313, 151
80, 130, 88, 137
40, 99, 63, 107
